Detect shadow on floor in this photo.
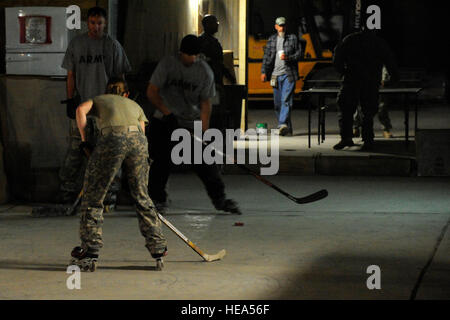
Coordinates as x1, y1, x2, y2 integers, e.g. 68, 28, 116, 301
0, 259, 204, 272
0, 260, 69, 272
259, 253, 450, 300
334, 140, 416, 157
367, 140, 416, 157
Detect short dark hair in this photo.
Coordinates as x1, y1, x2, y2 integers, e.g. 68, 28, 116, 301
180, 35, 200, 55
106, 77, 129, 96
202, 14, 218, 28
88, 7, 107, 19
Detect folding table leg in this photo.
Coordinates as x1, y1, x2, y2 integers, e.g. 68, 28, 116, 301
308, 97, 312, 148
404, 93, 409, 147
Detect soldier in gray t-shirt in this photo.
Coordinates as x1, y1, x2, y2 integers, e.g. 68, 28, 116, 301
149, 54, 215, 129
146, 35, 241, 215
59, 7, 131, 207
62, 32, 131, 102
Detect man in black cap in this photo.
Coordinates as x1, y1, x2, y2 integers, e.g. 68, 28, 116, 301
146, 35, 241, 215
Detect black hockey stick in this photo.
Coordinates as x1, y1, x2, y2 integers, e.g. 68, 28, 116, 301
238, 165, 328, 204
191, 133, 328, 204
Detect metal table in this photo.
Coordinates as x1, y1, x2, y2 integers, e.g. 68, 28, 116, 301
298, 87, 423, 148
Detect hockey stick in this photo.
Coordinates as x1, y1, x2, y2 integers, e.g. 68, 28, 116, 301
31, 189, 84, 217
65, 189, 83, 216
157, 213, 226, 262
191, 133, 328, 204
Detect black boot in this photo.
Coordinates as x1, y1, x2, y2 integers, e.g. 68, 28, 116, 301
213, 198, 242, 215
360, 140, 375, 151
333, 139, 355, 150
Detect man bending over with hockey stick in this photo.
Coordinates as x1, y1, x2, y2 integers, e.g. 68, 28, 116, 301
69, 78, 167, 272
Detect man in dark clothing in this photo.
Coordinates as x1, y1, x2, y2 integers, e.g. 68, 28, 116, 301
333, 28, 399, 151
198, 14, 236, 132
198, 14, 236, 86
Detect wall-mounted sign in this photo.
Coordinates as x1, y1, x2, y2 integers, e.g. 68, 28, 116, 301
18, 15, 52, 44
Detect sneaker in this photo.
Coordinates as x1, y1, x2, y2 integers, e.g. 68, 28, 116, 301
333, 139, 355, 150
213, 198, 242, 215
383, 130, 393, 139
278, 124, 289, 136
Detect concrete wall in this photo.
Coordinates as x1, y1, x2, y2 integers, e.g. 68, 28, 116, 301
0, 76, 68, 202
123, 0, 198, 70
0, 140, 8, 204
0, 1, 113, 202
122, 0, 242, 80
0, 1, 110, 73
200, 0, 241, 60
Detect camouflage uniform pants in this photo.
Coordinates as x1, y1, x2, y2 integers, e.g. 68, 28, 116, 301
59, 119, 121, 204
79, 131, 167, 255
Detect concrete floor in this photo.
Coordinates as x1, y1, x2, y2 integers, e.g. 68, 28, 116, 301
0, 103, 449, 301
0, 174, 449, 300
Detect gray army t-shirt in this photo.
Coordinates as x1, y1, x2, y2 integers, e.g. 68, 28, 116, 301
150, 55, 215, 129
62, 33, 131, 102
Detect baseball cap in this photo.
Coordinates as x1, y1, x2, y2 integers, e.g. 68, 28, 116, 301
275, 17, 286, 25
180, 35, 201, 55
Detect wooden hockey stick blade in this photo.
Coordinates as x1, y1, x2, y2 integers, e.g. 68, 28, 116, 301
202, 249, 227, 262
292, 189, 328, 204
157, 213, 226, 262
